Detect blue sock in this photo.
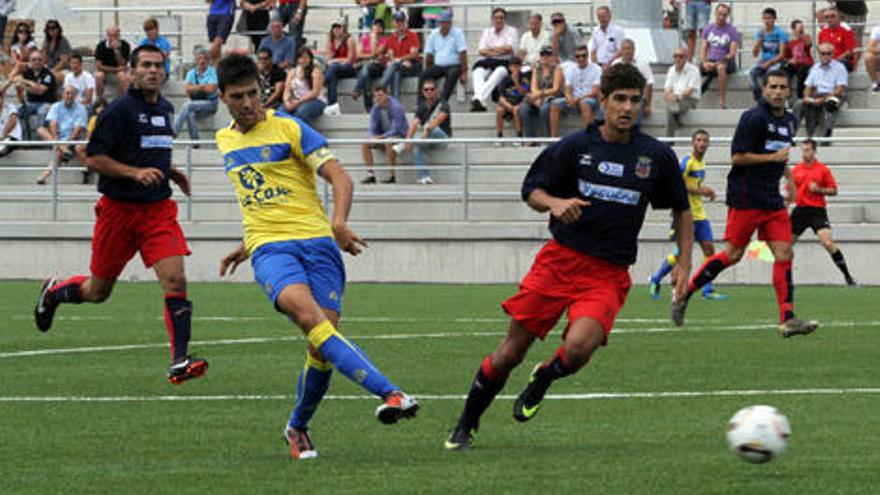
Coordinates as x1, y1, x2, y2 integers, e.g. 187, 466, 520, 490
288, 354, 333, 430
307, 321, 398, 398
703, 282, 715, 296
651, 258, 675, 284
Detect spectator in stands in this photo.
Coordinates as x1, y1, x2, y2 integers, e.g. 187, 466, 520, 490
356, 0, 394, 34
419, 11, 468, 103
35, 85, 87, 185
137, 18, 173, 76
589, 6, 624, 69
819, 1, 868, 57
795, 42, 848, 140
867, 24, 880, 91
700, 3, 738, 109
402, 78, 450, 185
495, 57, 528, 145
519, 46, 563, 140
549, 44, 600, 138
94, 26, 130, 99
257, 47, 286, 109
207, 0, 236, 64
361, 85, 407, 184
818, 8, 856, 72
550, 12, 583, 66
353, 18, 389, 113
682, 1, 712, 62
42, 20, 71, 82
64, 54, 96, 109
664, 47, 702, 136
611, 39, 654, 123
518, 13, 549, 69
9, 22, 37, 78
276, 0, 307, 52
283, 47, 326, 123
14, 50, 57, 140
0, 91, 22, 158
324, 19, 358, 110
240, 0, 273, 49
173, 47, 219, 144
259, 15, 296, 69
748, 8, 787, 102
0, 1, 14, 51
380, 11, 421, 101
75, 97, 108, 184
397, 0, 445, 32
471, 8, 518, 112
785, 19, 814, 99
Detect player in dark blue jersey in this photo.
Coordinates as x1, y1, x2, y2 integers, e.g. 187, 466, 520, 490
33, 45, 208, 384
671, 69, 819, 337
444, 64, 693, 451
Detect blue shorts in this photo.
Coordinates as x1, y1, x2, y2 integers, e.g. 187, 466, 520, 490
668, 218, 715, 245
684, 1, 711, 31
207, 14, 234, 43
251, 237, 346, 314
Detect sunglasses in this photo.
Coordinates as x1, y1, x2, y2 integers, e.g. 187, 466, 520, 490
673, 54, 685, 58
575, 53, 588, 58
258, 56, 270, 60
819, 51, 833, 55
423, 87, 437, 91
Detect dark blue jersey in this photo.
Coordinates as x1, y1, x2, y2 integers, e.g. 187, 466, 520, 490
522, 125, 689, 266
728, 99, 797, 210
86, 87, 176, 203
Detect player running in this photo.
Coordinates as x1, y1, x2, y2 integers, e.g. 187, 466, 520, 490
671, 70, 819, 337
791, 139, 856, 285
649, 129, 728, 301
214, 53, 418, 460
445, 64, 693, 451
33, 45, 207, 385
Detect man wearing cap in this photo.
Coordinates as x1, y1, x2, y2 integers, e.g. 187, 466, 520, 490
519, 13, 550, 69
551, 12, 584, 65
258, 15, 296, 69
471, 7, 518, 112
589, 6, 625, 70
380, 11, 422, 100
549, 44, 600, 137
419, 10, 468, 103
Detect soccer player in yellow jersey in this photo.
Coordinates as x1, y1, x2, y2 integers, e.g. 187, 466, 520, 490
649, 129, 728, 300
214, 53, 418, 460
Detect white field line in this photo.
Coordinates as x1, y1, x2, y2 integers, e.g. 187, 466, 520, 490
2, 320, 879, 360
8, 315, 686, 324
1, 388, 879, 403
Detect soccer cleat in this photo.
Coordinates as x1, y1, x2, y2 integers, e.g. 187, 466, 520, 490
376, 392, 419, 424
846, 277, 857, 287
670, 296, 689, 327
443, 424, 475, 451
702, 291, 729, 301
34, 277, 59, 332
167, 356, 209, 384
778, 318, 819, 338
648, 278, 661, 300
512, 364, 551, 423
284, 427, 317, 460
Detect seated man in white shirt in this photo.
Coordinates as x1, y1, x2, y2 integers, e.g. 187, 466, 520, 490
549, 44, 600, 137
610, 39, 654, 125
865, 24, 880, 92
518, 13, 549, 72
664, 47, 702, 136
589, 5, 625, 70
471, 7, 518, 112
63, 54, 96, 109
0, 91, 23, 158
794, 42, 848, 140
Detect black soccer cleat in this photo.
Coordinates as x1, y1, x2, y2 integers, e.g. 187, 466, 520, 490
34, 277, 59, 332
167, 356, 209, 384
670, 296, 690, 327
444, 424, 476, 451
778, 318, 819, 338
512, 364, 552, 423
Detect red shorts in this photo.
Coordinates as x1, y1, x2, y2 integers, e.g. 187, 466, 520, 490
724, 207, 792, 248
90, 196, 191, 281
501, 240, 631, 340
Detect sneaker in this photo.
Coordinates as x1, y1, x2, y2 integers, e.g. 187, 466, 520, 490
648, 278, 661, 301
167, 356, 209, 384
512, 140, 523, 148
778, 318, 819, 338
34, 277, 58, 332
444, 424, 475, 451
361, 175, 376, 184
381, 175, 396, 184
283, 426, 317, 460
470, 99, 487, 112
702, 291, 729, 301
512, 364, 551, 423
493, 141, 503, 148
670, 296, 690, 327
872, 81, 880, 93
375, 392, 419, 424
392, 142, 406, 155
416, 176, 434, 185
323, 102, 342, 116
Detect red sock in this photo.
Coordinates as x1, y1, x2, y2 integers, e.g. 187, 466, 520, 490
48, 275, 88, 304
480, 355, 508, 382
688, 252, 732, 294
772, 260, 795, 323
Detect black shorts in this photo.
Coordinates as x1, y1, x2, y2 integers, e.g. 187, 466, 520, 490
207, 14, 234, 43
791, 206, 831, 236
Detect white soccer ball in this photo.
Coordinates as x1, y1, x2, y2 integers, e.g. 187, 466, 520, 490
726, 405, 791, 464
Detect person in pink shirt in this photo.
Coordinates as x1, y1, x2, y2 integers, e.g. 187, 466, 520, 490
352, 18, 388, 112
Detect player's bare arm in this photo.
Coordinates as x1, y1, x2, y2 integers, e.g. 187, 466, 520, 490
526, 188, 590, 224
670, 208, 695, 300
85, 155, 164, 187
219, 241, 249, 276
169, 167, 191, 196
320, 159, 368, 255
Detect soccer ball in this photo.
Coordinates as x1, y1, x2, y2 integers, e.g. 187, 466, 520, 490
726, 405, 791, 464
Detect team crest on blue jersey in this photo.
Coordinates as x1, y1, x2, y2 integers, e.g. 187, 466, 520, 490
238, 166, 265, 190
635, 156, 653, 179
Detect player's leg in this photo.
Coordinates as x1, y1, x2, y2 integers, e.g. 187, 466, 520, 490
696, 220, 728, 300
764, 210, 819, 336
382, 142, 396, 183
816, 227, 856, 285
152, 255, 205, 381
650, 229, 679, 300
361, 143, 376, 183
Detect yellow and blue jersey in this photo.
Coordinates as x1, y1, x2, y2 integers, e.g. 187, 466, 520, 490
216, 109, 336, 253
680, 154, 707, 221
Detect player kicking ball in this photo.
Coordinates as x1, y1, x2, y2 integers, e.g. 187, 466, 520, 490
214, 53, 418, 460
445, 64, 694, 451
791, 139, 856, 285
649, 129, 728, 301
33, 45, 207, 385
671, 70, 819, 337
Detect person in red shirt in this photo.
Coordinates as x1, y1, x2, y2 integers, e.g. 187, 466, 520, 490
379, 11, 422, 100
818, 8, 857, 71
785, 19, 813, 98
790, 139, 856, 285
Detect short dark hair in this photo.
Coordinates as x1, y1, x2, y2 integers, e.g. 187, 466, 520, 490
715, 3, 729, 13
422, 78, 437, 88
763, 7, 777, 18
492, 7, 506, 18
70, 53, 83, 63
257, 47, 273, 58
130, 44, 165, 69
692, 129, 709, 140
372, 83, 388, 93
802, 138, 817, 151
791, 19, 803, 30
217, 53, 259, 91
600, 63, 646, 98
763, 69, 789, 86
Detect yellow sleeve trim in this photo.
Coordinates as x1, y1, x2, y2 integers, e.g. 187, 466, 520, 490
307, 320, 337, 349
306, 352, 334, 371
304, 147, 335, 172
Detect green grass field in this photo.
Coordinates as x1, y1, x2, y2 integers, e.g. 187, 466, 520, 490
1, 282, 877, 494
